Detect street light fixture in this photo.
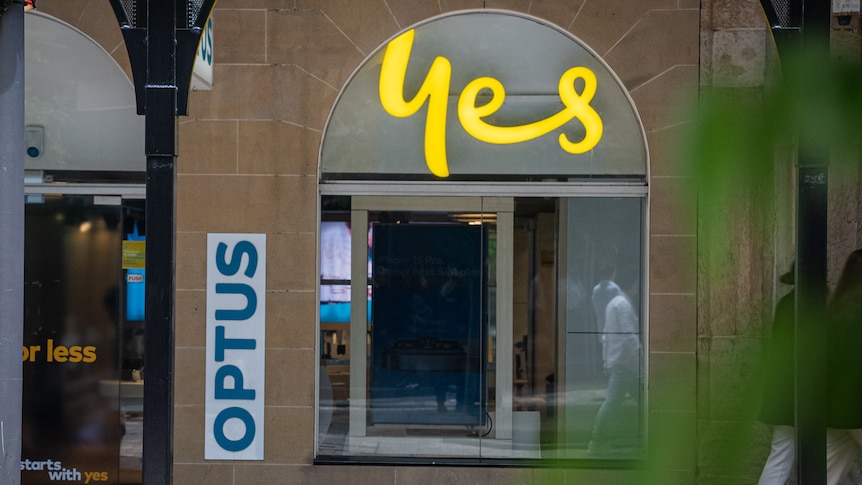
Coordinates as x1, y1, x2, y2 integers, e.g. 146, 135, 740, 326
109, 0, 215, 116
106, 1, 216, 484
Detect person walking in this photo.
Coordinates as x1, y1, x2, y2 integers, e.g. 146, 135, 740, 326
757, 265, 797, 484
588, 264, 640, 454
758, 255, 862, 485
826, 249, 862, 485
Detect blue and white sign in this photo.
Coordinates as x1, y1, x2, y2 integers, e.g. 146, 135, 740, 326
205, 233, 266, 460
192, 16, 214, 90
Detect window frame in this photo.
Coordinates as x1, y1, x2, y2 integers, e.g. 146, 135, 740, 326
315, 182, 649, 464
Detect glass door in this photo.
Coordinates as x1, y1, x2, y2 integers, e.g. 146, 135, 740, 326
22, 193, 145, 485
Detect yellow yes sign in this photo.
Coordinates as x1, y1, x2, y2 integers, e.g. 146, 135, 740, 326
379, 29, 604, 178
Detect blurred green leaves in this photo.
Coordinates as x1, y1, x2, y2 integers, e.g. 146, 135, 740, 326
671, 39, 862, 483
685, 46, 862, 240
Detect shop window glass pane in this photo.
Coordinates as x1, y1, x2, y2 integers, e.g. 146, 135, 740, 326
508, 199, 558, 458
25, 14, 145, 173
319, 220, 371, 324
318, 197, 496, 459
560, 197, 643, 458
22, 195, 146, 485
370, 222, 486, 426
317, 195, 645, 462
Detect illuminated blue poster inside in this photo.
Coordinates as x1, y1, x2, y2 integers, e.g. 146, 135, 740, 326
125, 222, 145, 321
370, 224, 485, 425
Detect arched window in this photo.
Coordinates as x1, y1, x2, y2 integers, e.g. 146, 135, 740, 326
317, 10, 648, 463
25, 12, 145, 174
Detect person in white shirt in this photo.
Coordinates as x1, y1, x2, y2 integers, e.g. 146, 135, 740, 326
589, 264, 641, 454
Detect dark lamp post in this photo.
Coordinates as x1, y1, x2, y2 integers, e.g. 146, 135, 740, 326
107, 1, 216, 484
109, 0, 215, 116
759, 0, 830, 483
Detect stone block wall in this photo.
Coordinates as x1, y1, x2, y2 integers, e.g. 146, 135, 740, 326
33, 1, 703, 483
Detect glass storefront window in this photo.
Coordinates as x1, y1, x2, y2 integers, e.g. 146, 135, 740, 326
316, 194, 644, 462
22, 194, 146, 484
315, 6, 650, 466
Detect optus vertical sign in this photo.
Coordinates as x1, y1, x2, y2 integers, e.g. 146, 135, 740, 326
205, 234, 266, 460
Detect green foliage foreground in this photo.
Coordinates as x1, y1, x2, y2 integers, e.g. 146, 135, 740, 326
686, 46, 862, 237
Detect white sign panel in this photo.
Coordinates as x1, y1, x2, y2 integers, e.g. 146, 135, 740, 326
834, 0, 861, 13
192, 16, 214, 90
205, 233, 266, 460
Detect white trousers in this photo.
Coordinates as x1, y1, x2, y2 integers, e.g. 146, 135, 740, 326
758, 425, 862, 485
827, 428, 862, 485
759, 425, 796, 485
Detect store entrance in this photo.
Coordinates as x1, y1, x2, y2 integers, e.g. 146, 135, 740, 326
22, 192, 145, 485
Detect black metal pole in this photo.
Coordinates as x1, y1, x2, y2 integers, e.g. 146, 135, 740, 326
795, 0, 830, 482
143, 0, 177, 483
0, 6, 25, 485
108, 0, 214, 481
795, 163, 829, 483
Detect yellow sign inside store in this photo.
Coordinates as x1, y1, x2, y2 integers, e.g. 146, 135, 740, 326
23, 339, 97, 363
379, 29, 604, 178
122, 240, 146, 269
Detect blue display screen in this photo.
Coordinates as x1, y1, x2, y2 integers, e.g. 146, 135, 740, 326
369, 224, 486, 426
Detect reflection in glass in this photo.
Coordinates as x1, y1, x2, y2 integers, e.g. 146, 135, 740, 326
318, 200, 494, 459
22, 196, 145, 485
316, 196, 644, 461
563, 197, 643, 458
370, 223, 485, 426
